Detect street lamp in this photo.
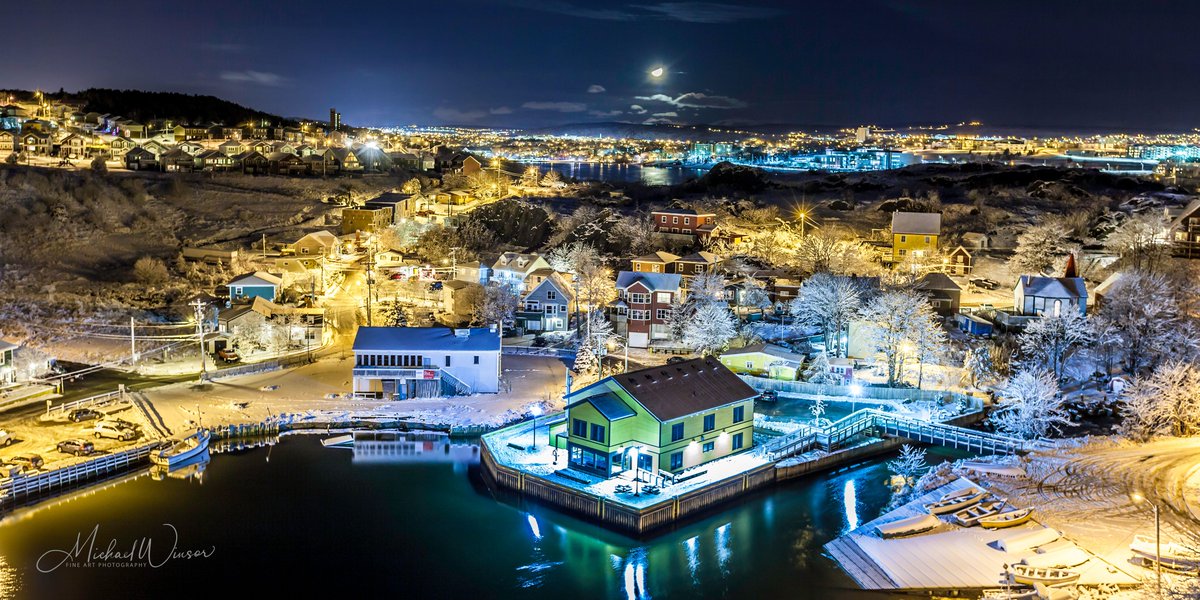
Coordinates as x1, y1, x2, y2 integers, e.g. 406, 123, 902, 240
629, 446, 641, 496
530, 405, 543, 449
1131, 492, 1161, 592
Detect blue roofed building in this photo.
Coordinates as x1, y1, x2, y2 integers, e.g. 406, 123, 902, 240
351, 326, 501, 398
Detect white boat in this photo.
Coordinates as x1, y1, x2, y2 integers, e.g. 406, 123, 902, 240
953, 499, 1007, 527
1010, 565, 1080, 586
1130, 535, 1200, 572
875, 513, 941, 538
980, 508, 1034, 529
321, 434, 354, 448
924, 488, 986, 515
150, 430, 211, 468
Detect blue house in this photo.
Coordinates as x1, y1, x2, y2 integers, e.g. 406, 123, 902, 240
227, 271, 283, 302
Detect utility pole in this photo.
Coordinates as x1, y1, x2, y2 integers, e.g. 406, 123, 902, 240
189, 299, 207, 382
449, 246, 459, 281
129, 316, 137, 365
262, 233, 267, 261
365, 250, 376, 327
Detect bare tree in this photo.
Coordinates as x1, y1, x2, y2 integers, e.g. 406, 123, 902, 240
470, 283, 518, 327
1120, 361, 1200, 440
1105, 213, 1169, 274
858, 289, 942, 386
989, 370, 1072, 440
1018, 310, 1091, 380
1097, 271, 1183, 375
790, 273, 865, 358
1012, 223, 1076, 275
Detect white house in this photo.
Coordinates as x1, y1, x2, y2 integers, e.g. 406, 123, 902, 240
351, 326, 501, 399
490, 253, 550, 289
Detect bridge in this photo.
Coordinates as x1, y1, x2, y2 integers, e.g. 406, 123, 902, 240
760, 409, 1030, 460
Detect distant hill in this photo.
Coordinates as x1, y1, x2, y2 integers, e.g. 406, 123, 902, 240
54, 88, 291, 126
524, 121, 755, 142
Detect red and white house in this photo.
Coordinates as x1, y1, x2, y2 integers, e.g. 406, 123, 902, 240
612, 271, 683, 348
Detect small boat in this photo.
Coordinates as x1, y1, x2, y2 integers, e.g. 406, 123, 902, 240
953, 499, 1007, 527
1022, 546, 1091, 569
321, 434, 354, 448
1130, 535, 1200, 572
1033, 582, 1078, 600
1010, 565, 1079, 586
149, 430, 211, 468
980, 508, 1034, 529
924, 488, 986, 515
875, 513, 941, 538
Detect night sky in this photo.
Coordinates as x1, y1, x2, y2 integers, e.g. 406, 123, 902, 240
9, 0, 1200, 131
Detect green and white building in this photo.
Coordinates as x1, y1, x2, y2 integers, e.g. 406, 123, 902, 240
555, 358, 755, 478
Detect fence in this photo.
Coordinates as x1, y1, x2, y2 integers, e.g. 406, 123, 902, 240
741, 375, 984, 412
206, 352, 313, 381
51, 389, 124, 414
501, 345, 576, 359
0, 442, 161, 506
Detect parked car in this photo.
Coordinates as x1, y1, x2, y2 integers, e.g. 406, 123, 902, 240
217, 348, 240, 362
0, 430, 11, 447
94, 423, 138, 441
68, 408, 103, 422
666, 356, 687, 364
0, 463, 19, 478
758, 390, 778, 403
969, 277, 999, 290
97, 418, 137, 431
56, 439, 95, 456
9, 453, 44, 471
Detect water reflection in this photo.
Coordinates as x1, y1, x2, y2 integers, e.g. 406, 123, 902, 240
0, 554, 20, 600
531, 162, 708, 186
714, 523, 732, 576
684, 535, 700, 585
618, 547, 650, 600
329, 431, 480, 465
843, 479, 859, 531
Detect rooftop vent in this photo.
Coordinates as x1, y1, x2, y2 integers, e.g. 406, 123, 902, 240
454, 329, 470, 338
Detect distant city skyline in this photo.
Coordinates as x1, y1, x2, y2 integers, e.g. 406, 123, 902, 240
8, 0, 1200, 131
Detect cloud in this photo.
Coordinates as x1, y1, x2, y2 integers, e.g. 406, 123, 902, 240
634, 91, 746, 109
652, 111, 678, 117
629, 105, 647, 114
522, 101, 587, 112
637, 2, 782, 23
587, 84, 607, 94
433, 107, 487, 122
642, 117, 679, 125
508, 1, 780, 23
220, 70, 286, 86
490, 106, 513, 115
589, 110, 623, 117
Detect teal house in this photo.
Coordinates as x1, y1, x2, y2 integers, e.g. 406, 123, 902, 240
227, 271, 283, 302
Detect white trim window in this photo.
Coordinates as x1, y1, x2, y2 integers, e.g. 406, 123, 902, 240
629, 292, 650, 304
630, 309, 650, 320
655, 309, 668, 320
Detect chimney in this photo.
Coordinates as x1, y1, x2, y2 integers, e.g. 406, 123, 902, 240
1063, 254, 1077, 279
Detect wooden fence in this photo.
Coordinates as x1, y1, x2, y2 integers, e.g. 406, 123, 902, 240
0, 442, 161, 506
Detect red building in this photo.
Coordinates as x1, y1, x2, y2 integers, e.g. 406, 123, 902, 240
652, 208, 717, 239
612, 271, 683, 348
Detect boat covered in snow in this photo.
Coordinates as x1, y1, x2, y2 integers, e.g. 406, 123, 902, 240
875, 513, 941, 538
923, 487, 986, 515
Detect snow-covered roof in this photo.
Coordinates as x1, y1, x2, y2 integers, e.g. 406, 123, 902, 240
352, 327, 500, 352
566, 392, 636, 421
1168, 198, 1200, 233
616, 270, 682, 292
891, 211, 942, 235
1092, 272, 1124, 297
0, 339, 19, 352
676, 251, 719, 264
916, 272, 961, 291
1016, 275, 1087, 299
632, 250, 680, 264
227, 271, 283, 288
721, 342, 804, 363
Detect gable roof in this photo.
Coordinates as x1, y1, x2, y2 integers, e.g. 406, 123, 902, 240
1017, 275, 1088, 299
676, 251, 719, 264
632, 250, 680, 264
590, 357, 756, 422
916, 272, 961, 291
352, 326, 501, 352
1168, 198, 1200, 233
492, 252, 547, 275
651, 207, 714, 217
616, 270, 682, 292
891, 211, 942, 235
228, 271, 283, 287
525, 273, 575, 301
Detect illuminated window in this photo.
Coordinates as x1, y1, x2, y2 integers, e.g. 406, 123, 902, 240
671, 423, 684, 442
702, 441, 714, 453
703, 414, 715, 432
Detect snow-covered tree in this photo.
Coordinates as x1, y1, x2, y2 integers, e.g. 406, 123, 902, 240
989, 370, 1072, 440
1017, 309, 1091, 380
572, 344, 598, 376
682, 302, 737, 356
687, 272, 727, 306
887, 444, 928, 489
740, 279, 772, 316
665, 296, 691, 342
470, 282, 518, 327
609, 214, 661, 256
858, 289, 940, 386
1012, 223, 1075, 275
519, 166, 541, 188
90, 156, 107, 173
793, 225, 875, 275
540, 169, 563, 188
790, 273, 865, 358
132, 256, 169, 285
581, 309, 614, 355
381, 298, 408, 328
809, 396, 828, 426
962, 347, 994, 389
1105, 213, 1169, 274
1120, 361, 1200, 440
401, 177, 422, 196
1097, 271, 1183, 375
912, 312, 949, 389
803, 352, 840, 385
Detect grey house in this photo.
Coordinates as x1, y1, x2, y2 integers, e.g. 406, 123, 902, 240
517, 273, 574, 333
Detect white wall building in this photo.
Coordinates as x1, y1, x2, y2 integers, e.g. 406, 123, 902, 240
352, 326, 501, 398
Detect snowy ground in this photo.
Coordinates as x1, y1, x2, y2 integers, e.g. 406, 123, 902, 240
484, 420, 772, 510
136, 353, 568, 436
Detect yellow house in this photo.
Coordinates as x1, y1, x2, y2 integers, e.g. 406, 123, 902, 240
718, 343, 805, 380
891, 211, 941, 264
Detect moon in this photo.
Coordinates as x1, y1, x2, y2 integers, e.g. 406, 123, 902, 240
650, 66, 665, 78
